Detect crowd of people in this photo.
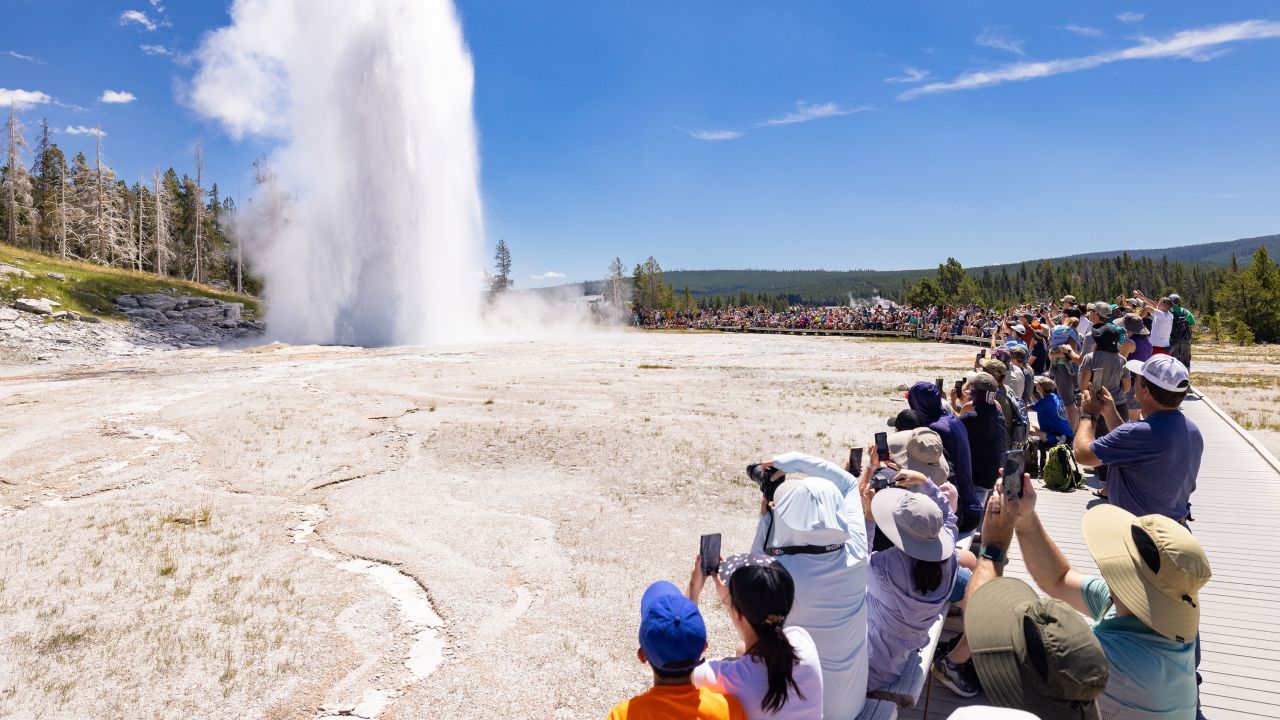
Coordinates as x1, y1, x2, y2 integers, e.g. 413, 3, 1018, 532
635, 292, 1199, 374
612, 291, 1210, 719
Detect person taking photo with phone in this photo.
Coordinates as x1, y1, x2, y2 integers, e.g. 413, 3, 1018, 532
1073, 355, 1201, 524
747, 452, 870, 720
1011, 469, 1211, 717
687, 555, 824, 720
856, 452, 961, 692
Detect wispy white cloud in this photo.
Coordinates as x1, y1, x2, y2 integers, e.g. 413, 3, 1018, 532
99, 90, 137, 104
0, 88, 52, 109
900, 20, 1280, 101
1063, 24, 1104, 38
1117, 12, 1144, 24
760, 101, 869, 126
529, 271, 566, 281
139, 44, 191, 66
63, 125, 107, 137
3, 50, 42, 63
684, 101, 868, 141
120, 10, 158, 31
975, 27, 1026, 56
884, 66, 930, 84
689, 129, 744, 141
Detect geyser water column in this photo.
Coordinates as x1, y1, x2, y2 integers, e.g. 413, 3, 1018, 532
190, 0, 484, 346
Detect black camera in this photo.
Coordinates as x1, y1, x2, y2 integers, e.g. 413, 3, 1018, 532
871, 465, 898, 491
747, 463, 786, 502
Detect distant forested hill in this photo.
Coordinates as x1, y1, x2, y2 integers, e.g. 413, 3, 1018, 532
570, 233, 1278, 305
1057, 234, 1280, 266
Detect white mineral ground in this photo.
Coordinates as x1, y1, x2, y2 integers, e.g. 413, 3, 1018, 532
0, 332, 1275, 719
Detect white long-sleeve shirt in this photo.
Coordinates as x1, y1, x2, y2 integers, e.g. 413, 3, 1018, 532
751, 452, 870, 720
1149, 308, 1173, 347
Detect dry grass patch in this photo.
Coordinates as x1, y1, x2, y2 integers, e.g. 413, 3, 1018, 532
0, 491, 351, 719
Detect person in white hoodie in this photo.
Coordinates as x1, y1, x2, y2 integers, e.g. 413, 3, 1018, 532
748, 453, 870, 720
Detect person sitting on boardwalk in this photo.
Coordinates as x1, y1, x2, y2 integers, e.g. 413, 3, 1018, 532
1028, 376, 1073, 447
967, 576, 1110, 720
687, 555, 824, 720
610, 581, 747, 720
958, 372, 1007, 507
957, 484, 1110, 720
749, 453, 870, 720
907, 382, 981, 532
858, 463, 959, 691
1073, 355, 1201, 523
1013, 476, 1211, 718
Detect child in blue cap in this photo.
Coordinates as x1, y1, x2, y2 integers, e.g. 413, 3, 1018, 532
609, 581, 747, 720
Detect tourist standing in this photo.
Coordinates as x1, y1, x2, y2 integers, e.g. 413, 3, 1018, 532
1073, 355, 1200, 522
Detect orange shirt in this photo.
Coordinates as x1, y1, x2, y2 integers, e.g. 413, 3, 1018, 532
607, 684, 746, 720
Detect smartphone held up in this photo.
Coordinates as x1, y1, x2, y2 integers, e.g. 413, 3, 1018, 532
871, 432, 897, 491
1002, 450, 1025, 500
700, 534, 721, 576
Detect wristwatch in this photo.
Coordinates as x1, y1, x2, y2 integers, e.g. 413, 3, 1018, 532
980, 544, 1007, 566
1080, 414, 1097, 422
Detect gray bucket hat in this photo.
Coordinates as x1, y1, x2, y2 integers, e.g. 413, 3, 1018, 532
870, 487, 952, 562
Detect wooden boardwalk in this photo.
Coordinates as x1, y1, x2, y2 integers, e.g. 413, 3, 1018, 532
902, 392, 1280, 720
708, 325, 992, 346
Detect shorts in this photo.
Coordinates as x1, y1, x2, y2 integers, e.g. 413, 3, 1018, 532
1050, 363, 1077, 402
950, 566, 972, 603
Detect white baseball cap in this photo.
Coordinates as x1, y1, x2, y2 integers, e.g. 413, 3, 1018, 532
1125, 355, 1190, 392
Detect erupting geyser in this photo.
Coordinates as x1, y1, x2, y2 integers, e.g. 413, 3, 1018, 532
190, 0, 484, 346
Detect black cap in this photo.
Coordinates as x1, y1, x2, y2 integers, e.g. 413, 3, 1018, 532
888, 408, 922, 431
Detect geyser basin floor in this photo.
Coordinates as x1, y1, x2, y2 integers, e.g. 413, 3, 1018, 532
2, 333, 1266, 718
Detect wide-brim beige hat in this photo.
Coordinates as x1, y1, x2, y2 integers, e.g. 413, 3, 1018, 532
1082, 505, 1210, 644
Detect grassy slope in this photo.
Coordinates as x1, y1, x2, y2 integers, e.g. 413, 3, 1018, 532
0, 243, 259, 320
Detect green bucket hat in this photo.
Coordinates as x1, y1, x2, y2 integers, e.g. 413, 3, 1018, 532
967, 578, 1109, 720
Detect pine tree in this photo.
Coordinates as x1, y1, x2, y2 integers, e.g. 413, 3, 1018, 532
489, 238, 512, 297
2, 103, 39, 248
31, 120, 68, 255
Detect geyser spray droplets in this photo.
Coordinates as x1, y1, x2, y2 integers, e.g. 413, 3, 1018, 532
191, 0, 484, 346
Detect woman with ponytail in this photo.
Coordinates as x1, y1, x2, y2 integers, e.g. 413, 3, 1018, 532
687, 555, 823, 719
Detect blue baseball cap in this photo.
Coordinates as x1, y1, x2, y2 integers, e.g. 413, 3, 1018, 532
638, 581, 706, 673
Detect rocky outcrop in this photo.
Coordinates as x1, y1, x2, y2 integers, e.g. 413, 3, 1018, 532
14, 298, 55, 315
0, 263, 36, 280
113, 293, 262, 346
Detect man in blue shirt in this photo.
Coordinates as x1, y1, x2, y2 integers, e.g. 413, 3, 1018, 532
1072, 355, 1200, 522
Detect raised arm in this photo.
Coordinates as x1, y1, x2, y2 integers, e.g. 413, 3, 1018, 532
771, 451, 857, 497
1013, 478, 1089, 614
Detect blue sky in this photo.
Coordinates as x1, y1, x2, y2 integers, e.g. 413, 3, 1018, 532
3, 1, 1279, 286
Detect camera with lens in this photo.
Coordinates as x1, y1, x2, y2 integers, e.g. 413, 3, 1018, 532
870, 465, 899, 491
747, 463, 786, 502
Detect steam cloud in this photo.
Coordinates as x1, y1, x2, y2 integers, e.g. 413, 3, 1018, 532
190, 0, 485, 346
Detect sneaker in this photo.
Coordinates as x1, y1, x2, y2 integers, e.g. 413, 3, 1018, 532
960, 658, 983, 693
932, 653, 980, 698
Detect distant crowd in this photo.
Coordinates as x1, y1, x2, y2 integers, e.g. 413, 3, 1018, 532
614, 291, 1208, 719
635, 291, 1198, 371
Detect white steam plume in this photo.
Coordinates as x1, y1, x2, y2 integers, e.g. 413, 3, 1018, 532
189, 0, 484, 346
